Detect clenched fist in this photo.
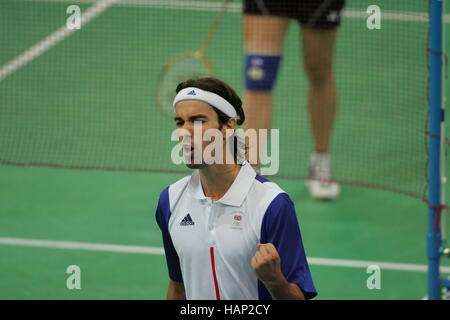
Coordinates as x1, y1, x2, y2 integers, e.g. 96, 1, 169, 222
251, 243, 305, 300
251, 243, 284, 284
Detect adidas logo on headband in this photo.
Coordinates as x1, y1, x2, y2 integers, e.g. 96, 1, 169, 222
173, 87, 237, 119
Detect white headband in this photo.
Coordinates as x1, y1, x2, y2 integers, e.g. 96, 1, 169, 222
173, 87, 237, 119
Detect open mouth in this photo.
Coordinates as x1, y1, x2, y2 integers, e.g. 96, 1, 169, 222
183, 144, 195, 157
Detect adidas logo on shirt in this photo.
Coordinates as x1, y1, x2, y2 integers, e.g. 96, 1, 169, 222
180, 213, 195, 226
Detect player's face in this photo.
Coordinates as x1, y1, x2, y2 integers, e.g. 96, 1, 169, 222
174, 100, 223, 169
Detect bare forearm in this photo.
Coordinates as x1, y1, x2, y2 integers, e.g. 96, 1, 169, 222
264, 278, 305, 300
167, 290, 184, 300
167, 280, 185, 300
252, 243, 306, 300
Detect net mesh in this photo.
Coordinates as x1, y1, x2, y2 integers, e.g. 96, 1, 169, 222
0, 0, 430, 199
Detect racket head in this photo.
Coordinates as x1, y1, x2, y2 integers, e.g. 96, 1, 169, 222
155, 51, 214, 117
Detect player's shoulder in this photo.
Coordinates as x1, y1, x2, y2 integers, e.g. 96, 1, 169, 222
252, 176, 297, 228
159, 175, 191, 204
169, 174, 191, 193
158, 175, 191, 200
156, 175, 191, 224
250, 174, 294, 210
253, 174, 287, 198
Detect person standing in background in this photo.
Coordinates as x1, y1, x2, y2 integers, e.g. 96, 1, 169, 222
242, 0, 345, 200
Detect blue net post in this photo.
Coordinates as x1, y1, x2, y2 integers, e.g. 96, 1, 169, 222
427, 0, 444, 300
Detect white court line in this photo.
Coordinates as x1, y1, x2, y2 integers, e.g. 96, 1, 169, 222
23, 0, 450, 23
0, 0, 117, 82
0, 237, 165, 255
1, 237, 449, 274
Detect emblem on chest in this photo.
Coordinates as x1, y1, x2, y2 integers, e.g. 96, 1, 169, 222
231, 212, 244, 229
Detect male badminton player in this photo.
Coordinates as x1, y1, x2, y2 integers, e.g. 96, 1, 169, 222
155, 77, 316, 300
242, 0, 345, 200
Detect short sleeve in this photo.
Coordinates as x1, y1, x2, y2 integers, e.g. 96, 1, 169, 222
258, 193, 317, 299
155, 187, 183, 283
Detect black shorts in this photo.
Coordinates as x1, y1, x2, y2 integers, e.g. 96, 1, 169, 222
243, 0, 346, 29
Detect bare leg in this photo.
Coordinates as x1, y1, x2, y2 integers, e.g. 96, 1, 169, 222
301, 26, 340, 200
243, 14, 290, 166
301, 26, 338, 153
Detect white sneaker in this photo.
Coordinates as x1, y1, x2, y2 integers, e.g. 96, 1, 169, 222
306, 152, 340, 200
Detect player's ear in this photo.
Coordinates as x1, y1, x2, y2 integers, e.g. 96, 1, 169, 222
223, 118, 237, 139
225, 117, 237, 130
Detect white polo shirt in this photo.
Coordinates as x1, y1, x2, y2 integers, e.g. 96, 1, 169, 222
155, 162, 317, 300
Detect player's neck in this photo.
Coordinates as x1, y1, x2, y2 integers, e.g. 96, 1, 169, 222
199, 163, 241, 202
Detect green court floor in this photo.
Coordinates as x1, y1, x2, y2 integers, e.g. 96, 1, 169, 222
0, 164, 449, 299
0, 0, 449, 300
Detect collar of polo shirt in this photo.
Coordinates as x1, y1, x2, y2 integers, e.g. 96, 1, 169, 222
188, 161, 256, 207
